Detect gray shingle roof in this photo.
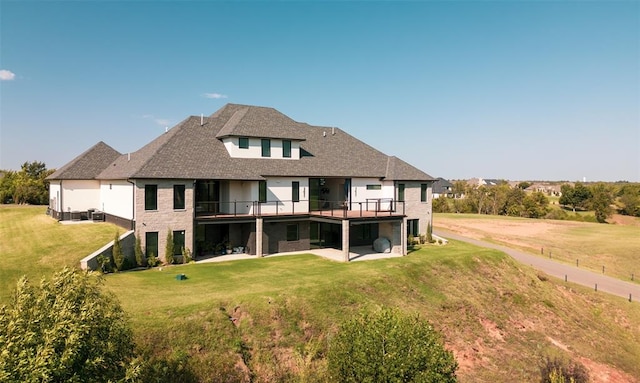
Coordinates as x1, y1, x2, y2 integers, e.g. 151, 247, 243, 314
47, 141, 121, 180
72, 104, 433, 182
432, 177, 453, 194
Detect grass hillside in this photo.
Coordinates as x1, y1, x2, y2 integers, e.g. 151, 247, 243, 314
2, 205, 639, 382
434, 213, 640, 284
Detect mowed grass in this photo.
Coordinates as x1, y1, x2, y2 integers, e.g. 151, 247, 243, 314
2, 205, 640, 381
0, 205, 122, 301
434, 213, 640, 283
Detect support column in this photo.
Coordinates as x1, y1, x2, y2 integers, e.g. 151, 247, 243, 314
256, 217, 264, 257
401, 217, 408, 256
342, 219, 350, 262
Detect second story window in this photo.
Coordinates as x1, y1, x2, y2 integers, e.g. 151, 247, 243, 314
259, 180, 267, 203
397, 183, 405, 202
174, 185, 185, 209
261, 139, 271, 157
239, 137, 249, 149
292, 181, 300, 202
145, 184, 157, 210
283, 140, 292, 158
421, 184, 428, 202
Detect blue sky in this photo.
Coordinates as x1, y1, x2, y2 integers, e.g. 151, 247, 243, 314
1, 1, 638, 182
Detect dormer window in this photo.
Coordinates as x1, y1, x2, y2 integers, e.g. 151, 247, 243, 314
283, 140, 291, 158
261, 139, 271, 157
239, 137, 249, 149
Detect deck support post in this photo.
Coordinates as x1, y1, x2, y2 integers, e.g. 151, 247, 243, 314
256, 217, 264, 257
402, 217, 408, 256
342, 219, 350, 262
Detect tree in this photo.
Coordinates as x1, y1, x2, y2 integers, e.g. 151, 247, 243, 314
0, 170, 17, 203
617, 184, 640, 217
559, 183, 591, 212
165, 229, 174, 264
0, 268, 138, 382
451, 180, 467, 199
327, 308, 458, 383
432, 196, 451, 213
501, 188, 526, 217
517, 181, 532, 190
112, 231, 124, 271
5, 161, 55, 205
589, 183, 614, 223
523, 192, 550, 219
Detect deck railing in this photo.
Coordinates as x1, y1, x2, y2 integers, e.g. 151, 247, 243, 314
195, 199, 405, 219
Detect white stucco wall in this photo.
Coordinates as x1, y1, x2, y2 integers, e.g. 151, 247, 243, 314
223, 137, 300, 159
100, 180, 134, 220
60, 180, 100, 212
350, 178, 395, 210
49, 183, 61, 211
262, 177, 309, 214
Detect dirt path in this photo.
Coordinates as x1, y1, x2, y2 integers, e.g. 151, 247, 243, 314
435, 229, 640, 303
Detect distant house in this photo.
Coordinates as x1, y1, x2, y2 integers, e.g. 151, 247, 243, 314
47, 104, 435, 262
525, 183, 562, 196
466, 178, 505, 188
432, 177, 453, 199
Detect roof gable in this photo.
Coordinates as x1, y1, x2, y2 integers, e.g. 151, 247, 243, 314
47, 141, 121, 180
214, 104, 307, 141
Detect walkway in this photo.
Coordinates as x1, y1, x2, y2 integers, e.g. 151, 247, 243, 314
195, 246, 402, 264
436, 229, 639, 303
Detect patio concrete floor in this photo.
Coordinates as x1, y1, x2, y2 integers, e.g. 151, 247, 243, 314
195, 246, 402, 264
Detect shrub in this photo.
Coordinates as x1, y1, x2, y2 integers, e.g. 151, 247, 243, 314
182, 247, 192, 264
135, 232, 144, 267
165, 229, 174, 265
112, 231, 124, 271
0, 268, 139, 382
96, 254, 112, 273
147, 252, 158, 268
328, 307, 458, 382
540, 356, 589, 383
426, 222, 433, 243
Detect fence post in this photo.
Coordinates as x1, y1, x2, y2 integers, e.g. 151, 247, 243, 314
595, 283, 597, 292
576, 259, 579, 267
565, 275, 567, 282
602, 265, 605, 274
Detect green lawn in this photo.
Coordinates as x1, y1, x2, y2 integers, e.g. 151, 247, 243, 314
2, 205, 640, 382
0, 205, 122, 301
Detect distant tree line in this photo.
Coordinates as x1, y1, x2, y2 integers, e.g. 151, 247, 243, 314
0, 161, 54, 205
433, 180, 640, 223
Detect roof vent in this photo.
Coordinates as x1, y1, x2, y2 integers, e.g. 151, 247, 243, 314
127, 153, 130, 161
332, 127, 335, 135
201, 113, 204, 126
165, 126, 169, 133
323, 131, 326, 137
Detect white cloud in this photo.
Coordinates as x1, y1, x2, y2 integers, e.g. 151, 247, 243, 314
203, 92, 228, 99
0, 70, 16, 81
141, 114, 170, 126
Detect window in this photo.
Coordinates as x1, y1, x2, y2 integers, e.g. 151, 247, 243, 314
421, 184, 428, 202
174, 185, 185, 210
407, 219, 419, 237
259, 181, 267, 203
366, 184, 382, 190
239, 137, 249, 149
145, 232, 158, 258
397, 183, 405, 202
173, 230, 185, 255
283, 140, 292, 158
145, 185, 157, 210
286, 224, 299, 241
261, 139, 271, 157
292, 181, 300, 202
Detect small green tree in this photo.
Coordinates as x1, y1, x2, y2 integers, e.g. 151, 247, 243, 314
540, 357, 589, 383
112, 231, 124, 271
589, 183, 614, 223
134, 232, 144, 267
165, 229, 174, 265
426, 222, 433, 243
182, 247, 192, 264
328, 308, 458, 383
147, 252, 158, 267
0, 268, 139, 382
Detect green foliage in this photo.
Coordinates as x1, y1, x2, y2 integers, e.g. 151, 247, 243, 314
0, 268, 138, 382
616, 184, 640, 217
432, 196, 451, 213
426, 222, 433, 243
540, 357, 589, 383
96, 254, 112, 273
327, 308, 458, 383
518, 181, 532, 190
182, 247, 192, 264
523, 192, 550, 218
589, 183, 614, 223
147, 252, 159, 268
135, 232, 144, 267
165, 229, 174, 265
559, 183, 591, 212
112, 231, 124, 271
1, 161, 54, 205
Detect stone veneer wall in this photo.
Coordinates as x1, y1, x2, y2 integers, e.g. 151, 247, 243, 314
400, 181, 432, 236
264, 220, 310, 254
136, 180, 194, 262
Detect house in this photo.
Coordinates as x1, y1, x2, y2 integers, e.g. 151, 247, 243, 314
432, 177, 453, 199
47, 104, 435, 263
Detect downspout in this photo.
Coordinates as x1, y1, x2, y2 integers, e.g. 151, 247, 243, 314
58, 180, 63, 221
126, 179, 136, 230
193, 179, 197, 255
